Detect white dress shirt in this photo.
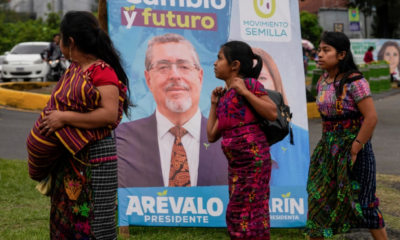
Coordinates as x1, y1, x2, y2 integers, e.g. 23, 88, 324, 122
156, 109, 201, 187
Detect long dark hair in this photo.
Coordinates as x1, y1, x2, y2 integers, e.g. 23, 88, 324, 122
320, 32, 362, 97
377, 41, 400, 73
60, 11, 132, 115
221, 41, 263, 79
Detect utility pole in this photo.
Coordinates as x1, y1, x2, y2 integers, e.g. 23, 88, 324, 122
51, 0, 55, 12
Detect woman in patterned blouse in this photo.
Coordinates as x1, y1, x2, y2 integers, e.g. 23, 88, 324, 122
304, 32, 388, 240
207, 41, 277, 239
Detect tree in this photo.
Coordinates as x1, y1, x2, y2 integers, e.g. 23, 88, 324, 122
0, 7, 61, 54
351, 0, 400, 38
300, 11, 323, 48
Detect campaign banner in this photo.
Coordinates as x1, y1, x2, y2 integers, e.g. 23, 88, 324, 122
118, 187, 307, 227
350, 38, 400, 79
109, 0, 310, 228
348, 8, 360, 22
349, 22, 360, 32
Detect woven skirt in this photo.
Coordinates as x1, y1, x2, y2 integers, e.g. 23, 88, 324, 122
221, 124, 272, 240
50, 138, 117, 240
304, 118, 385, 238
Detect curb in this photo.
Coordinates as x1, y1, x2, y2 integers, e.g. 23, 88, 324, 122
0, 83, 322, 119
0, 82, 51, 110
307, 102, 320, 119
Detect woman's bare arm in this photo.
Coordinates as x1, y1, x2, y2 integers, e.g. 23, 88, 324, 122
351, 97, 378, 155
207, 103, 221, 143
207, 87, 223, 143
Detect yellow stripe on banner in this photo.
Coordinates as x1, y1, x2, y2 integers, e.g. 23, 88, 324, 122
27, 137, 48, 153
28, 158, 40, 167
28, 150, 44, 159
55, 131, 76, 155
119, 96, 124, 101
31, 130, 57, 147
28, 158, 53, 168
76, 129, 89, 144
66, 85, 72, 107
94, 91, 100, 106
54, 71, 69, 110
81, 81, 87, 106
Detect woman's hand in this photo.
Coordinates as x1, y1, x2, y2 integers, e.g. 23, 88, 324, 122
211, 86, 225, 105
350, 140, 362, 164
39, 110, 66, 136
231, 78, 250, 97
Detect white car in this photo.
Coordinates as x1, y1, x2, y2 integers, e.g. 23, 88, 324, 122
2, 42, 50, 82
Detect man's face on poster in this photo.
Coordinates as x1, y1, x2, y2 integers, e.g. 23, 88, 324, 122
145, 42, 203, 114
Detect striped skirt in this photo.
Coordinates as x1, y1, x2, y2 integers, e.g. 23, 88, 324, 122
50, 138, 118, 240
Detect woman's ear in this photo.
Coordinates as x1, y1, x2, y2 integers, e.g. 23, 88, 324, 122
339, 51, 347, 61
68, 37, 75, 48
232, 60, 241, 71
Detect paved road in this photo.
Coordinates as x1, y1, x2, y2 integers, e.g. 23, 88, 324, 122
1, 92, 399, 175
0, 107, 39, 160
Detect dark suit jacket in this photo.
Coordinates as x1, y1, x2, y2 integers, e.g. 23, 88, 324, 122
116, 113, 228, 188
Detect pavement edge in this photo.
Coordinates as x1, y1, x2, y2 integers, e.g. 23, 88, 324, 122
1, 82, 323, 118
307, 102, 320, 119
0, 82, 51, 110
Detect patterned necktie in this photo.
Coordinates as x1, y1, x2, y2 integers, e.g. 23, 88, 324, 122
168, 126, 190, 187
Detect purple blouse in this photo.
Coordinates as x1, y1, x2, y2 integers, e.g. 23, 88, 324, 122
316, 73, 371, 117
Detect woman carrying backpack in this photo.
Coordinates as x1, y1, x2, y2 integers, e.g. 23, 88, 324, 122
304, 32, 388, 240
207, 41, 277, 239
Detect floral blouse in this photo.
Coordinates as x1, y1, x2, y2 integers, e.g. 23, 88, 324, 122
316, 73, 371, 117
216, 78, 268, 131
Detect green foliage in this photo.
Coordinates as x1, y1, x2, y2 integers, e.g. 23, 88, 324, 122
0, 9, 61, 55
351, 0, 400, 38
300, 11, 323, 48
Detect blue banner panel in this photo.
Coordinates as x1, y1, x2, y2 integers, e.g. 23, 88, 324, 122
110, 0, 310, 228
118, 186, 307, 227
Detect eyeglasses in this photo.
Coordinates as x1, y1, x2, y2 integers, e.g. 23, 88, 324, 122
149, 60, 199, 74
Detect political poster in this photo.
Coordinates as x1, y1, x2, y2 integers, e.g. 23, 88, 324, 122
351, 39, 400, 79
109, 0, 310, 228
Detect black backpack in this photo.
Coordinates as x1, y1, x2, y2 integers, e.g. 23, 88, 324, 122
247, 89, 294, 146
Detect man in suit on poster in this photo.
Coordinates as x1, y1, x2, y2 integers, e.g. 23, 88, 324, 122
116, 33, 228, 188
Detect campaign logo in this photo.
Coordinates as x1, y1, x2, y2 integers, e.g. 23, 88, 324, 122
239, 0, 291, 42
253, 0, 276, 19
351, 9, 357, 18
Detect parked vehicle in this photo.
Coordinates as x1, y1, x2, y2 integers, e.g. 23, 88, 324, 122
1, 42, 49, 82
0, 55, 4, 80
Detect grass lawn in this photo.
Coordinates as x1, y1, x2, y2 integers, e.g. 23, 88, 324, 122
1, 158, 399, 240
